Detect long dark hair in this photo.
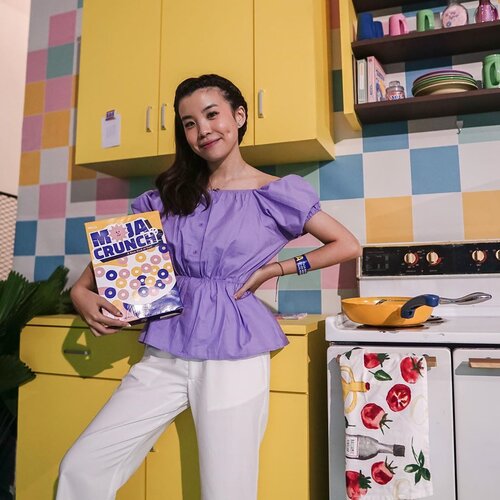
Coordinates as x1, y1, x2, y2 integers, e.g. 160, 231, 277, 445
155, 74, 248, 216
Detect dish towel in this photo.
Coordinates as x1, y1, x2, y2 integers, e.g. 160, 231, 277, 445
338, 348, 433, 500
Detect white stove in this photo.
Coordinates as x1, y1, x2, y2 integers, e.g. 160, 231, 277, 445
326, 241, 500, 500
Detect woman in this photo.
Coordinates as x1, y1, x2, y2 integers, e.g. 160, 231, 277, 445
57, 74, 361, 500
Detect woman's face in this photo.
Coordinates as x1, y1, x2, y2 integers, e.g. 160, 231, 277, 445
178, 87, 245, 166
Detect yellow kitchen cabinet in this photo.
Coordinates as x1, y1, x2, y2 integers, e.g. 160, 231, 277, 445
16, 314, 327, 499
75, 0, 334, 177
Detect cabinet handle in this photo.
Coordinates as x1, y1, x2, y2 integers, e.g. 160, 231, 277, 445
146, 105, 152, 132
160, 103, 166, 130
469, 358, 500, 369
258, 89, 264, 118
63, 349, 91, 356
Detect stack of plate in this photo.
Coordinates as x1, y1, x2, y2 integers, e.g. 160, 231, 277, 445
412, 70, 478, 96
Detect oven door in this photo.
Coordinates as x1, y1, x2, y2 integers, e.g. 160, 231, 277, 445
453, 348, 500, 499
327, 345, 456, 500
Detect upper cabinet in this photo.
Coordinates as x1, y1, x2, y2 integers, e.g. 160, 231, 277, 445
75, 0, 334, 178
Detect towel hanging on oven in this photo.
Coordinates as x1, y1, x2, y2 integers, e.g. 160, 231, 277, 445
338, 348, 433, 500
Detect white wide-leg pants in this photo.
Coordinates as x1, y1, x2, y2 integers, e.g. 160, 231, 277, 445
56, 347, 270, 500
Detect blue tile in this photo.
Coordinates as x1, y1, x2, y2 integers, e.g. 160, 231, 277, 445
78, 0, 84, 8
405, 56, 453, 90
319, 157, 364, 200
278, 290, 322, 314
14, 221, 38, 256
34, 256, 65, 281
332, 69, 343, 112
47, 43, 74, 79
410, 146, 461, 195
65, 217, 94, 254
362, 122, 409, 152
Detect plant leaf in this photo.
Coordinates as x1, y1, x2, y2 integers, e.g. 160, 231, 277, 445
418, 451, 425, 466
0, 355, 35, 393
415, 470, 422, 484
404, 464, 419, 473
421, 468, 431, 481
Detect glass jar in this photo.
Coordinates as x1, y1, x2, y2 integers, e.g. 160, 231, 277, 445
442, 0, 469, 27
475, 0, 498, 22
386, 81, 406, 100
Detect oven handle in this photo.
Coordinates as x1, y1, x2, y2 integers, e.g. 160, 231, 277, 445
468, 358, 500, 369
335, 353, 437, 369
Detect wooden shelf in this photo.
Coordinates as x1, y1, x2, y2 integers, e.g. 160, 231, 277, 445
353, 0, 446, 12
354, 88, 500, 124
352, 20, 500, 64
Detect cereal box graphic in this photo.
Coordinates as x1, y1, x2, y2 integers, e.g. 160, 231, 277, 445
85, 211, 183, 324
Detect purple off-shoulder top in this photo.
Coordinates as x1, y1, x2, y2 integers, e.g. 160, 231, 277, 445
131, 174, 320, 360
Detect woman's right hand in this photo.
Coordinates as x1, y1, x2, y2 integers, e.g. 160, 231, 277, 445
70, 284, 129, 336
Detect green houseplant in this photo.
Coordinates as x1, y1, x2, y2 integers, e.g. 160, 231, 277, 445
0, 266, 74, 499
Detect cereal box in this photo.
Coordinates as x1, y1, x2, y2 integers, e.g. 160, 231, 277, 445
84, 211, 183, 324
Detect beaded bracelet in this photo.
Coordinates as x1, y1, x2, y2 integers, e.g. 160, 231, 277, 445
294, 254, 311, 275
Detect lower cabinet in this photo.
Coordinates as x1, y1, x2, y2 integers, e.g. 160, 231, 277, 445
16, 315, 327, 499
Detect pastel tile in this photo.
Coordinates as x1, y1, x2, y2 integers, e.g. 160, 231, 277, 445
22, 115, 43, 151
40, 147, 70, 184
64, 254, 91, 287
321, 199, 367, 244
365, 196, 413, 243
49, 11, 77, 47
412, 193, 464, 242
14, 221, 38, 256
45, 75, 74, 111
321, 289, 358, 316
319, 156, 364, 200
463, 191, 500, 240
36, 219, 66, 255
78, 0, 83, 8
97, 177, 129, 200
253, 290, 279, 313
46, 43, 74, 79
277, 247, 321, 290
320, 259, 357, 290
332, 112, 363, 156
66, 182, 97, 218
410, 146, 461, 195
285, 232, 322, 249
13, 256, 35, 281
24, 81, 46, 115
363, 150, 412, 198
330, 0, 340, 29
278, 290, 322, 314
458, 112, 500, 144
34, 255, 65, 281
65, 216, 95, 254
408, 116, 459, 149
42, 110, 70, 148
280, 162, 320, 193
459, 141, 500, 192
96, 198, 130, 216
26, 50, 48, 83
405, 56, 453, 90
17, 186, 40, 220
362, 122, 409, 152
19, 151, 41, 186
128, 176, 155, 199
39, 183, 67, 219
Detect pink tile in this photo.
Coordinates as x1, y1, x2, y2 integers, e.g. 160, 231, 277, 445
321, 260, 357, 290
321, 264, 340, 289
96, 177, 129, 200
22, 115, 43, 151
96, 198, 130, 216
39, 183, 67, 219
26, 50, 48, 83
286, 232, 322, 248
49, 11, 77, 47
330, 0, 340, 29
45, 76, 73, 111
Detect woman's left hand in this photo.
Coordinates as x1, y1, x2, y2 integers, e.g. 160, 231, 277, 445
234, 264, 279, 300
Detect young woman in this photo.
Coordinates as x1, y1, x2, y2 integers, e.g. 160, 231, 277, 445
57, 74, 361, 500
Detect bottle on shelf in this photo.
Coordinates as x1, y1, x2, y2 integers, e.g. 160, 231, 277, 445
475, 0, 499, 22
441, 0, 469, 27
346, 434, 405, 460
386, 81, 406, 100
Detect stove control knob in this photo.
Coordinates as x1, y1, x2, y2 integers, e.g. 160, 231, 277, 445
426, 251, 440, 265
472, 249, 487, 263
496, 250, 500, 261
404, 252, 418, 265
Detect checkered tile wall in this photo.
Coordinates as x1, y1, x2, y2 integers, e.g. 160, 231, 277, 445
14, 0, 500, 315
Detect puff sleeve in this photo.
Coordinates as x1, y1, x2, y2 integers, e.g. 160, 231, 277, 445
254, 174, 321, 240
130, 189, 162, 214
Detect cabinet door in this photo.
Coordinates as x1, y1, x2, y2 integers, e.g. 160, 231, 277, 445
145, 392, 309, 499
454, 348, 500, 499
159, 0, 255, 155
76, 0, 161, 164
16, 375, 145, 500
254, 0, 333, 157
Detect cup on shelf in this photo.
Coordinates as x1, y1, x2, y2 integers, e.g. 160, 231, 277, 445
389, 13, 409, 36
417, 9, 435, 31
483, 54, 500, 88
373, 21, 384, 38
357, 12, 376, 40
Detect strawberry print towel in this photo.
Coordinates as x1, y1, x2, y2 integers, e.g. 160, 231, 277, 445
339, 348, 433, 500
